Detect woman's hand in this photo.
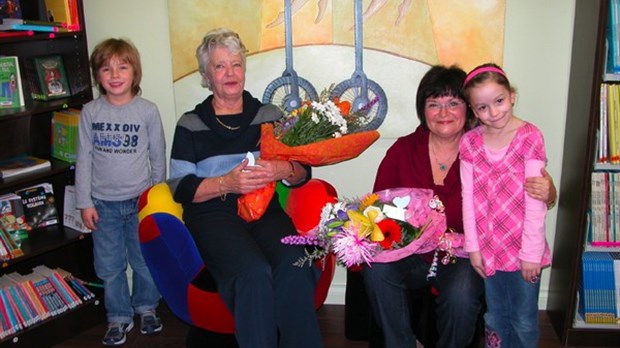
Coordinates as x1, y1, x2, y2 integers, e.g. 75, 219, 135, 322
255, 159, 304, 184
524, 168, 557, 208
224, 158, 276, 194
193, 159, 273, 202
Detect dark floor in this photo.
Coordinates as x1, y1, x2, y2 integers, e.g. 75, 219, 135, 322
53, 304, 604, 348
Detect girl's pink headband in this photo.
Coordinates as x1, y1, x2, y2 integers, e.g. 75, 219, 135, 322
463, 66, 507, 86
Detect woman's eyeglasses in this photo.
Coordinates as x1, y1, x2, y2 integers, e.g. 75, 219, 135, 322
425, 100, 465, 112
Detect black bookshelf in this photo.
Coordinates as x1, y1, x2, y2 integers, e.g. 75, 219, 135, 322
0, 1, 106, 346
548, 0, 620, 345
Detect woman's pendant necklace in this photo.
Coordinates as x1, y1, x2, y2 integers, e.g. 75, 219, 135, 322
215, 116, 240, 131
430, 141, 456, 172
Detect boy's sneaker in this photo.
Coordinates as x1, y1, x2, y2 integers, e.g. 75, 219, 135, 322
102, 321, 134, 346
140, 310, 163, 334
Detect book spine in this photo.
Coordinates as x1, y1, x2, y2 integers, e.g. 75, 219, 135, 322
39, 278, 67, 315
16, 282, 42, 324
66, 0, 80, 31
7, 285, 34, 327
21, 19, 66, 27
10, 24, 60, 32
18, 280, 46, 322
66, 277, 92, 301
0, 288, 17, 336
33, 278, 62, 316
0, 299, 8, 339
0, 287, 22, 332
0, 231, 10, 261
50, 272, 81, 307
0, 30, 34, 38
21, 58, 47, 101
26, 280, 50, 320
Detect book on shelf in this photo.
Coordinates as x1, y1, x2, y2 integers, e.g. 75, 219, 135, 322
9, 22, 67, 32
21, 19, 65, 27
0, 29, 32, 38
0, 275, 37, 329
51, 108, 80, 163
0, 56, 25, 109
589, 171, 620, 245
0, 225, 24, 261
43, 0, 78, 31
0, 17, 21, 30
54, 268, 94, 301
0, 192, 31, 239
608, 0, 620, 75
63, 185, 90, 233
22, 270, 67, 317
611, 252, 620, 323
0, 266, 95, 337
0, 155, 51, 180
15, 182, 58, 229
581, 251, 618, 324
32, 265, 81, 310
22, 54, 71, 101
590, 172, 609, 244
0, 0, 22, 20
599, 85, 609, 163
3, 272, 50, 322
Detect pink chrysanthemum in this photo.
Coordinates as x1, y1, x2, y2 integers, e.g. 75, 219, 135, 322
331, 225, 378, 267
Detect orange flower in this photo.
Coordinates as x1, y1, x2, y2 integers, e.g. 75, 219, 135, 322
336, 100, 351, 116
376, 218, 402, 249
359, 193, 379, 212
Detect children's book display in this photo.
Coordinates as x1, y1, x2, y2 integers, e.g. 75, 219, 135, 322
22, 54, 71, 101
0, 192, 30, 243
0, 0, 22, 20
51, 108, 80, 163
0, 56, 24, 109
14, 182, 58, 229
0, 265, 96, 339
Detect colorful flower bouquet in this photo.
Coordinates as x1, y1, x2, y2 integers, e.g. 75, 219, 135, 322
282, 187, 466, 273
238, 86, 381, 222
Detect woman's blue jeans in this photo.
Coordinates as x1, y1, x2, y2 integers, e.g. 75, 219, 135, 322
484, 271, 540, 348
362, 254, 484, 348
92, 197, 161, 324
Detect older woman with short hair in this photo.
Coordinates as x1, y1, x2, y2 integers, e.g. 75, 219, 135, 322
168, 27, 321, 348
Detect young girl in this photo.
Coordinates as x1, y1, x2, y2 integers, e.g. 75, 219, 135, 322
459, 63, 552, 348
76, 38, 166, 346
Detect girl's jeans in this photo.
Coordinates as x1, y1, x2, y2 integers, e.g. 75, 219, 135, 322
92, 197, 161, 324
484, 270, 540, 348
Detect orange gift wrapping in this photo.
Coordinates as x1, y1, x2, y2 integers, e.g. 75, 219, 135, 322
237, 124, 380, 222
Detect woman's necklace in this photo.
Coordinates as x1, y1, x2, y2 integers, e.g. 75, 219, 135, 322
430, 141, 458, 172
215, 116, 240, 131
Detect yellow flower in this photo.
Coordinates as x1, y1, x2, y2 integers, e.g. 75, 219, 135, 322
345, 209, 384, 242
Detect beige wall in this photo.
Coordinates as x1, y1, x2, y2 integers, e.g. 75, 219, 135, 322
83, 0, 575, 308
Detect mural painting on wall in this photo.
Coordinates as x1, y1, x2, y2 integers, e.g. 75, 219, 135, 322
168, 0, 505, 137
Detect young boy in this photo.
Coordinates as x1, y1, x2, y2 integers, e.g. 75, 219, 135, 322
75, 38, 166, 346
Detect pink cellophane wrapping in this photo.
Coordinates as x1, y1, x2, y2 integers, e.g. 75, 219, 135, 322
370, 187, 466, 263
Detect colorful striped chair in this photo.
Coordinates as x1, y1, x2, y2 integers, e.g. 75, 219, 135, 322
137, 179, 337, 340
